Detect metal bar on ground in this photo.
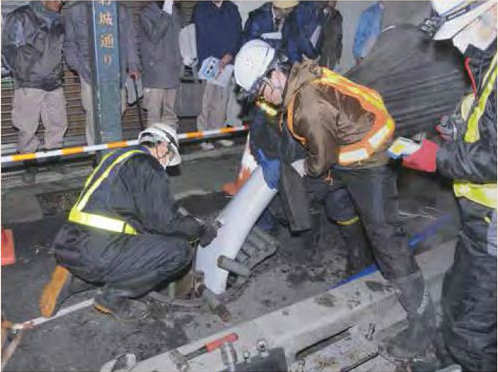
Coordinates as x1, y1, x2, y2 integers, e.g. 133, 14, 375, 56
11, 299, 94, 331
0, 126, 248, 164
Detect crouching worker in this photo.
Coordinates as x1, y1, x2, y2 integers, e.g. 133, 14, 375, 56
234, 40, 437, 360
39, 123, 218, 321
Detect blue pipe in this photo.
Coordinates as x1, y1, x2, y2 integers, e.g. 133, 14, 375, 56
329, 213, 452, 289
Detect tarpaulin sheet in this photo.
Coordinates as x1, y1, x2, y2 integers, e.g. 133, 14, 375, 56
346, 24, 469, 137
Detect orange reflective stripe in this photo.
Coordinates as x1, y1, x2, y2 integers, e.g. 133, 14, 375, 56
287, 96, 307, 146
286, 67, 394, 165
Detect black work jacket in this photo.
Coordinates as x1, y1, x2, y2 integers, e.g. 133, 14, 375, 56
437, 43, 497, 184
2, 2, 64, 91
74, 146, 201, 237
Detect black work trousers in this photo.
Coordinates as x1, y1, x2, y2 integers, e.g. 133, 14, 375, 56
54, 223, 193, 299
441, 198, 497, 372
332, 165, 419, 280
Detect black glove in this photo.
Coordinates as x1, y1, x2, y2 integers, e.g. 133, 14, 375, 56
198, 218, 221, 247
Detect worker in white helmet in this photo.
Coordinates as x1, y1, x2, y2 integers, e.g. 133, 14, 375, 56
233, 38, 437, 360
401, 2, 496, 370
39, 122, 219, 321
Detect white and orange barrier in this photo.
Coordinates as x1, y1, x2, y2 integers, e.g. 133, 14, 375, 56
1, 126, 248, 164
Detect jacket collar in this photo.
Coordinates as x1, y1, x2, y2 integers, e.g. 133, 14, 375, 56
283, 59, 323, 109
465, 40, 497, 87
30, 1, 60, 23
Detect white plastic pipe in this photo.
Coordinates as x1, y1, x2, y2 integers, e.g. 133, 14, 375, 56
195, 167, 277, 294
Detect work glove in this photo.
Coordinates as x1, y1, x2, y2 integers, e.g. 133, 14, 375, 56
256, 149, 280, 190
402, 139, 439, 173
436, 114, 465, 142
198, 218, 221, 247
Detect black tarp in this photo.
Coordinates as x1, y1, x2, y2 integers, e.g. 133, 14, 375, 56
346, 24, 469, 137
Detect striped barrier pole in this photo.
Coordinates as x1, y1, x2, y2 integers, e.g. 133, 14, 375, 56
1, 125, 248, 164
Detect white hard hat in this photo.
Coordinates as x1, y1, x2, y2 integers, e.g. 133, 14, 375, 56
234, 39, 276, 99
431, 0, 496, 40
138, 122, 181, 166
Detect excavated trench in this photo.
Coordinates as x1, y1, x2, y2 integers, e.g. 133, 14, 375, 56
2, 168, 460, 371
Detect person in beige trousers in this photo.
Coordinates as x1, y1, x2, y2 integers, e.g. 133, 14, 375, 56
193, 1, 242, 150
2, 1, 68, 183
138, 1, 182, 128
63, 1, 140, 146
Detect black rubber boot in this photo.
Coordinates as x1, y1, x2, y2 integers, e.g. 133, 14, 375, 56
93, 271, 165, 321
338, 221, 374, 275
52, 273, 95, 315
94, 291, 148, 321
298, 209, 323, 261
382, 270, 437, 361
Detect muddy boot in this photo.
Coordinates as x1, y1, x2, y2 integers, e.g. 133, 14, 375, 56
338, 220, 373, 275
298, 209, 323, 261
382, 270, 437, 361
94, 292, 148, 321
22, 160, 37, 184
39, 266, 94, 317
93, 272, 165, 321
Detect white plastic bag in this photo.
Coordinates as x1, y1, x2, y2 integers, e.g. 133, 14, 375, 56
179, 24, 197, 67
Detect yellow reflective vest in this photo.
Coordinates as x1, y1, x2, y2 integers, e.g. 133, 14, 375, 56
453, 53, 497, 209
69, 148, 146, 235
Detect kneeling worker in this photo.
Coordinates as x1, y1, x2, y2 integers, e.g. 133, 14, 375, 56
40, 123, 218, 320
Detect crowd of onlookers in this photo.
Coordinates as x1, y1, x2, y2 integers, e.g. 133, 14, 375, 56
1, 0, 384, 180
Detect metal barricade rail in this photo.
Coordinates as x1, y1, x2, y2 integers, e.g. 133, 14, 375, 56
1, 126, 248, 164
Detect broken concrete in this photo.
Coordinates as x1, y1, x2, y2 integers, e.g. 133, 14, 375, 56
1, 150, 460, 371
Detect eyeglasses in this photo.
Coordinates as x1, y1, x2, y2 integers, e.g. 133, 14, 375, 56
257, 77, 274, 100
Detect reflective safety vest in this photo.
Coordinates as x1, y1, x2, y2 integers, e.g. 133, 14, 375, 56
286, 67, 395, 166
256, 99, 279, 117
69, 148, 147, 234
453, 53, 497, 209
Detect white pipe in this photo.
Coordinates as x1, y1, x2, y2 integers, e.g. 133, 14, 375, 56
195, 167, 277, 294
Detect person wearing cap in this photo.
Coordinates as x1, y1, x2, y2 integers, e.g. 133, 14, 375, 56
39, 123, 219, 321
233, 39, 437, 360
244, 1, 298, 51
401, 2, 496, 370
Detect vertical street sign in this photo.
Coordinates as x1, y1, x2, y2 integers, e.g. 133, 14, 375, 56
90, 0, 122, 144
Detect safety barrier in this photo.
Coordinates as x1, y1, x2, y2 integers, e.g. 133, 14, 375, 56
0, 125, 248, 164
